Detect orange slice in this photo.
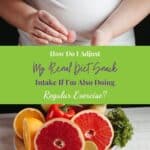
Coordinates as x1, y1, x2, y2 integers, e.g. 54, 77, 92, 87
23, 117, 43, 150
13, 108, 45, 139
85, 141, 98, 150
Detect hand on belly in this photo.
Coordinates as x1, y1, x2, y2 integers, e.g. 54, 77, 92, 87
26, 9, 76, 45
30, 0, 121, 43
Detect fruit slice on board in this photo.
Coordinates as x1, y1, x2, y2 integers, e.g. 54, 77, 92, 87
34, 118, 85, 150
23, 117, 44, 150
85, 141, 98, 150
72, 110, 114, 150
13, 108, 45, 139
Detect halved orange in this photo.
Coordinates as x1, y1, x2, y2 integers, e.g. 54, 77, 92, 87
23, 117, 43, 150
13, 108, 45, 139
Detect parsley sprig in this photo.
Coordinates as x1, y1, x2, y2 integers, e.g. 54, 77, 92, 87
107, 108, 133, 147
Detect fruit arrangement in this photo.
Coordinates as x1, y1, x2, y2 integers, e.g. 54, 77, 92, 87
13, 105, 133, 150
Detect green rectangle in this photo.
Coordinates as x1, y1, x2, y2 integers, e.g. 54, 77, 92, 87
0, 46, 149, 104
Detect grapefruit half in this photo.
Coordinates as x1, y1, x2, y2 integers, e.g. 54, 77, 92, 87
34, 118, 85, 150
72, 110, 114, 150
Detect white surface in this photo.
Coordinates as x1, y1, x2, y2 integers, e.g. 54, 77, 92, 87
0, 108, 150, 150
19, 0, 135, 45
123, 108, 150, 150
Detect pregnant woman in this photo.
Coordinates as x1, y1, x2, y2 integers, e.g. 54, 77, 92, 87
0, 0, 149, 45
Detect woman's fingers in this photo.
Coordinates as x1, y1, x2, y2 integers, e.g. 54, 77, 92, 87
38, 10, 68, 36
34, 18, 77, 44
29, 10, 77, 44
67, 30, 77, 43
35, 17, 67, 41
32, 29, 63, 44
30, 34, 49, 45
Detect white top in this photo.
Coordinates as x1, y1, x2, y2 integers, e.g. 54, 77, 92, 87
18, 0, 135, 45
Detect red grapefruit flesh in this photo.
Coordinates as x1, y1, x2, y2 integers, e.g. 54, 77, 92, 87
72, 110, 114, 150
34, 118, 85, 150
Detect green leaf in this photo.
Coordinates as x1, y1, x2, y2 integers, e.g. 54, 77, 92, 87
107, 108, 133, 147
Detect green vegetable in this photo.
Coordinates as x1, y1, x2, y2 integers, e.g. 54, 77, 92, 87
107, 108, 133, 148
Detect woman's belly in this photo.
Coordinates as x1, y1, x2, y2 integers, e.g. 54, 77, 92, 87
27, 0, 121, 38
20, 0, 135, 45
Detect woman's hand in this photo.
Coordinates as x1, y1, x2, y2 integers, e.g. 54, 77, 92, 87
27, 10, 76, 45
0, 1, 76, 45
91, 0, 150, 46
